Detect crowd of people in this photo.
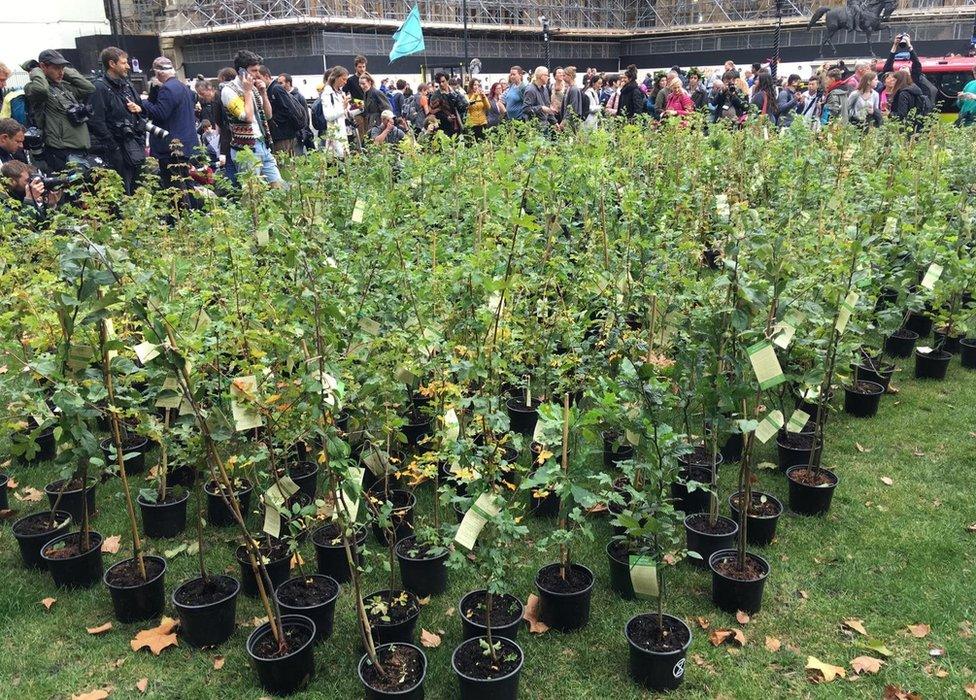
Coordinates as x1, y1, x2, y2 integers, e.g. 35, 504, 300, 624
2, 32, 975, 212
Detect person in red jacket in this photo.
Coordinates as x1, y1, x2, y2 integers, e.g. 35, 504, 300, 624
663, 77, 693, 118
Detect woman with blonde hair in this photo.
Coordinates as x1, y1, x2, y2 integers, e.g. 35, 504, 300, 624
317, 66, 360, 157
847, 70, 881, 126
663, 76, 693, 118
465, 78, 490, 139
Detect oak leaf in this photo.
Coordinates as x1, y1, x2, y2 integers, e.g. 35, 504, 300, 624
709, 629, 733, 646
100, 535, 121, 554
130, 617, 179, 655
41, 597, 56, 610
805, 655, 846, 683
850, 656, 884, 675
420, 629, 441, 648
87, 622, 113, 635
14, 487, 44, 503
523, 594, 548, 634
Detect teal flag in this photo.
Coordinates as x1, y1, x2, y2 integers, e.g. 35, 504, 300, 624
389, 5, 425, 62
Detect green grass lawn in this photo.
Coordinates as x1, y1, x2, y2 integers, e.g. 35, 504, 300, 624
2, 359, 975, 699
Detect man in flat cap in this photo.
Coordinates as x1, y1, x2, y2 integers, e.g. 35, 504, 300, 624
140, 56, 199, 188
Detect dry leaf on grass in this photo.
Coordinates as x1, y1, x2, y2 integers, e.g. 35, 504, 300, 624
585, 502, 608, 514
696, 616, 710, 630
87, 622, 113, 635
130, 617, 179, 655
735, 611, 751, 625
523, 594, 548, 634
0, 508, 16, 520
923, 663, 948, 678
799, 590, 809, 600
843, 618, 868, 636
709, 629, 746, 647
968, 523, 976, 533
906, 623, 931, 638
72, 689, 111, 700
213, 656, 225, 670
252, 616, 269, 627
765, 636, 782, 652
850, 656, 884, 675
855, 442, 871, 453
805, 655, 846, 683
14, 487, 44, 503
40, 597, 56, 610
420, 629, 441, 648
691, 653, 715, 671
417, 596, 431, 606
135, 678, 148, 693
883, 684, 921, 700
6, 477, 18, 489
443, 607, 455, 618
880, 476, 894, 486
100, 535, 121, 554
964, 683, 976, 698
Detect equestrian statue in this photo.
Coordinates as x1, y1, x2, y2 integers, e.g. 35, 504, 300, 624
808, 0, 899, 56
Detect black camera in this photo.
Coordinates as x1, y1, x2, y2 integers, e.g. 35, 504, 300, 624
66, 103, 93, 126
896, 34, 910, 50
23, 126, 45, 156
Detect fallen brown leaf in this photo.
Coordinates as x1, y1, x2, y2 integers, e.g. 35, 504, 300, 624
735, 611, 751, 625
709, 629, 733, 646
252, 616, 269, 627
850, 655, 884, 675
883, 684, 921, 700
130, 617, 179, 655
967, 523, 976, 534
691, 653, 715, 671
523, 594, 548, 634
417, 596, 431, 606
855, 442, 872, 453
911, 448, 925, 457
72, 689, 111, 700
289, 552, 304, 570
799, 590, 810, 600
880, 476, 894, 486
213, 656, 225, 670
443, 607, 455, 618
585, 502, 608, 514
6, 477, 18, 489
806, 655, 846, 683
100, 535, 121, 554
420, 629, 441, 648
135, 678, 148, 694
764, 636, 782, 652
843, 618, 868, 636
732, 628, 747, 646
923, 662, 948, 678
906, 623, 931, 638
965, 683, 976, 698
87, 622, 113, 635
0, 508, 16, 520
696, 616, 710, 630
14, 487, 44, 503
40, 597, 57, 610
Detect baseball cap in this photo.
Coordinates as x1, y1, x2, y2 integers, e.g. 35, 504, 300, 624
38, 50, 70, 66
152, 57, 175, 72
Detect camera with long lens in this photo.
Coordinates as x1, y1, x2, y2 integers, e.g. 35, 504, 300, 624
23, 127, 45, 158
66, 103, 94, 126
143, 120, 170, 141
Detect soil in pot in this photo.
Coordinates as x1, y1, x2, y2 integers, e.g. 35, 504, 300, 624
359, 643, 426, 696
104, 555, 167, 622
251, 617, 314, 658
12, 510, 72, 569
776, 431, 822, 473
396, 536, 449, 597
365, 589, 421, 645
535, 563, 595, 632
236, 541, 292, 597
453, 636, 523, 698
843, 380, 884, 418
138, 488, 189, 539
312, 521, 367, 583
42, 531, 104, 588
684, 513, 737, 568
172, 574, 240, 648
626, 613, 692, 691
787, 466, 839, 516
247, 615, 316, 696
287, 461, 318, 501
709, 550, 770, 614
275, 575, 340, 643
884, 328, 919, 358
45, 478, 97, 522
852, 361, 895, 391
728, 492, 783, 547
460, 590, 523, 641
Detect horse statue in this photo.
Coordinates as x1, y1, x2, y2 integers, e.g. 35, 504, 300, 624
808, 0, 899, 56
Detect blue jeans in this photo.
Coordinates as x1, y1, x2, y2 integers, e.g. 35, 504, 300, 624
231, 140, 283, 185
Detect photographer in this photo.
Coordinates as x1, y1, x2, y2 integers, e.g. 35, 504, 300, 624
1, 159, 59, 220
140, 56, 200, 188
89, 47, 145, 194
22, 50, 95, 173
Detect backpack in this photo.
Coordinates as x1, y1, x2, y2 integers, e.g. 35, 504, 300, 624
1, 90, 27, 126
913, 89, 933, 117
310, 97, 327, 132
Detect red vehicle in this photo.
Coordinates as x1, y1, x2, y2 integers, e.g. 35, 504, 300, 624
873, 55, 976, 115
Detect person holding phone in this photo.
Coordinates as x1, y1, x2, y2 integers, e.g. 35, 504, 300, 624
220, 50, 283, 187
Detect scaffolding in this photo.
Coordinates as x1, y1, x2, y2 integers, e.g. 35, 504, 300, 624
159, 0, 975, 35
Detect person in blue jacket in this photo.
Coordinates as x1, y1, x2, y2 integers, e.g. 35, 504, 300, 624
139, 56, 200, 188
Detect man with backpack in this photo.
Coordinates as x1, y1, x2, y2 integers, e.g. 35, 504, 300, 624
820, 68, 853, 124
22, 49, 95, 173
88, 46, 146, 194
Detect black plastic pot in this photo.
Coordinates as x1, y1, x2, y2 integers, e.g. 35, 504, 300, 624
884, 328, 919, 358
852, 361, 895, 392
12, 510, 71, 569
247, 614, 316, 696
794, 390, 834, 426
312, 523, 367, 584
44, 479, 96, 523
933, 329, 962, 354
607, 541, 636, 599
625, 613, 692, 691
728, 492, 783, 547
366, 589, 421, 645
274, 575, 340, 643
506, 397, 540, 436
961, 339, 976, 369
684, 514, 738, 569
104, 555, 167, 622
535, 563, 595, 632
368, 489, 416, 544
452, 636, 524, 700
670, 465, 713, 516
602, 431, 635, 467
41, 530, 104, 588
914, 348, 952, 380
205, 479, 252, 527
776, 431, 822, 474
787, 466, 839, 516
721, 432, 744, 464
359, 643, 427, 700
843, 381, 884, 418
138, 490, 189, 539
172, 575, 240, 648
288, 462, 318, 501
396, 536, 449, 597
0, 473, 7, 510
99, 435, 149, 476
237, 544, 291, 597
709, 549, 770, 614
17, 425, 56, 464
904, 310, 933, 338
402, 415, 433, 448
459, 590, 523, 642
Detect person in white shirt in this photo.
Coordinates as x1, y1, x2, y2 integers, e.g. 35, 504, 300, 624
316, 66, 361, 158
583, 74, 603, 129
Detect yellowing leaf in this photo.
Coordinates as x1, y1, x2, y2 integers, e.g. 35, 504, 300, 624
851, 655, 884, 675
130, 617, 179, 655
420, 628, 441, 648
765, 636, 782, 652
135, 678, 148, 693
906, 623, 931, 638
843, 618, 868, 636
523, 594, 548, 634
100, 535, 121, 554
806, 655, 847, 683
40, 597, 57, 610
87, 622, 113, 635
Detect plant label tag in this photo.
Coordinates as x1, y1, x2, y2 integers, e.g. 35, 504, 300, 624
230, 375, 264, 431
155, 376, 183, 409
193, 308, 212, 332
254, 225, 270, 247
395, 366, 416, 385
351, 199, 365, 224
338, 467, 364, 522
920, 263, 943, 291
747, 341, 786, 389
786, 409, 811, 433
359, 318, 381, 336
771, 321, 795, 350
262, 501, 281, 539
363, 448, 390, 476
266, 476, 300, 508
454, 492, 500, 550
133, 341, 161, 365
629, 555, 659, 598
487, 291, 504, 315
754, 410, 785, 444
104, 318, 118, 361
67, 344, 94, 372
625, 429, 641, 447
178, 398, 194, 416
532, 419, 545, 445
443, 408, 459, 443
916, 346, 932, 354
835, 292, 858, 333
